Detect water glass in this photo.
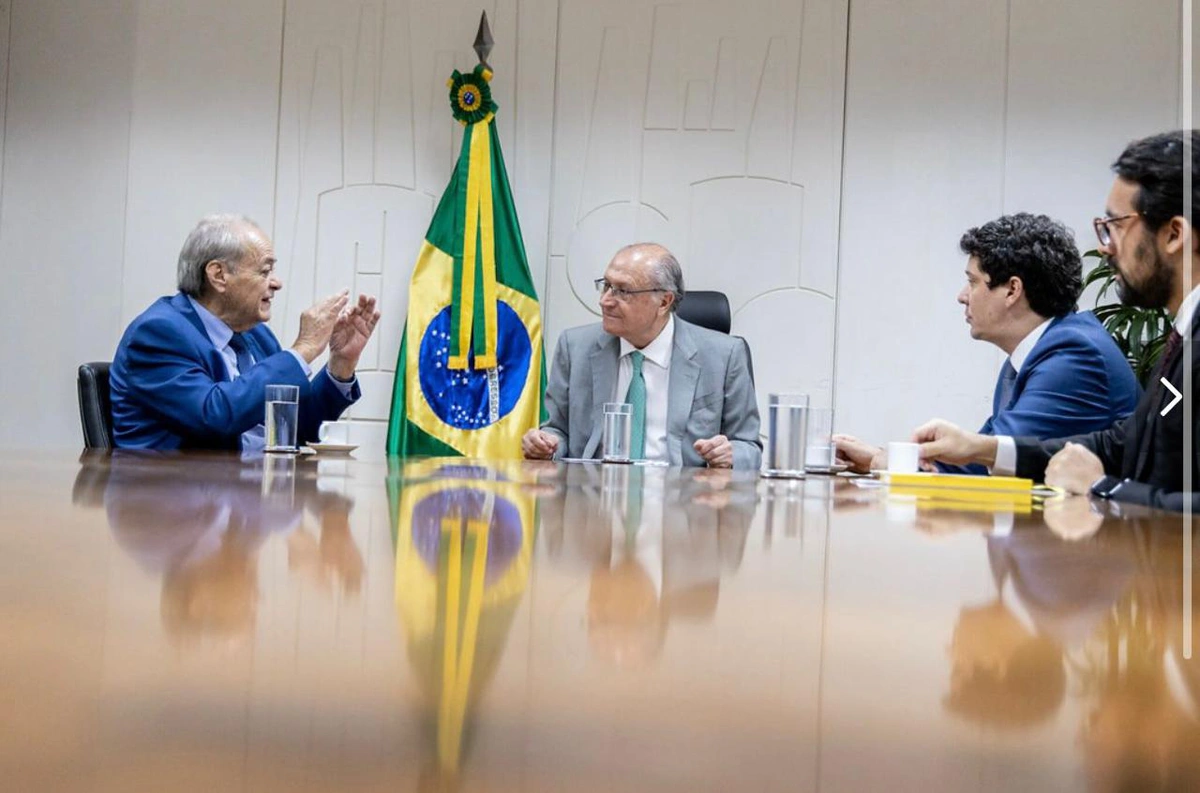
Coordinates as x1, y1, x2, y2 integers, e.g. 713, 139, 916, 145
804, 408, 836, 470
265, 384, 300, 453
602, 402, 633, 463
766, 393, 809, 477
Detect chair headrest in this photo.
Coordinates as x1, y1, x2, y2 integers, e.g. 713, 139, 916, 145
676, 290, 731, 335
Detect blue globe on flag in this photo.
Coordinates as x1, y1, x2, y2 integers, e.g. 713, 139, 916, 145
417, 300, 532, 430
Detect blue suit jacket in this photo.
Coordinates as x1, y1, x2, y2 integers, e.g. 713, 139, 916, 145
110, 293, 360, 450
941, 312, 1141, 475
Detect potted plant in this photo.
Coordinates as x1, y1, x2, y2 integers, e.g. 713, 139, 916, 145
1083, 250, 1172, 385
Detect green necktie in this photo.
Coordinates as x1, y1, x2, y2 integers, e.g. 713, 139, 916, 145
625, 351, 647, 459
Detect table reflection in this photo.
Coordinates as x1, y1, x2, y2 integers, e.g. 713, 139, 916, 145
76, 450, 363, 647
18, 454, 1192, 791
389, 460, 536, 784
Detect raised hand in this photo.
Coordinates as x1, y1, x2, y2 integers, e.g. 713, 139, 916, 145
292, 289, 350, 363
328, 294, 381, 380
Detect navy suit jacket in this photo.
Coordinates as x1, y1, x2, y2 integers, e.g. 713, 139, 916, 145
1015, 310, 1199, 512
941, 312, 1140, 475
110, 293, 359, 450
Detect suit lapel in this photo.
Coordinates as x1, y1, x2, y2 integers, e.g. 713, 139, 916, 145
584, 337, 620, 458
1132, 316, 1195, 478
171, 292, 234, 382
666, 320, 701, 466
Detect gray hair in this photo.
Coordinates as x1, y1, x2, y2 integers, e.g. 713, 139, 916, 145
619, 242, 685, 312
176, 214, 261, 297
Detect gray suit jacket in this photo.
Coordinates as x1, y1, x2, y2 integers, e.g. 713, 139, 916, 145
541, 318, 762, 470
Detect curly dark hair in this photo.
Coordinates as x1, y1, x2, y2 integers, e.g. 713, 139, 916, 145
959, 213, 1082, 318
1112, 129, 1200, 231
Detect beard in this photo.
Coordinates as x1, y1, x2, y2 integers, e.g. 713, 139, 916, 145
1114, 237, 1174, 309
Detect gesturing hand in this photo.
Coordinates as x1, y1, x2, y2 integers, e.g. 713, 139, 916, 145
328, 294, 381, 380
292, 289, 350, 363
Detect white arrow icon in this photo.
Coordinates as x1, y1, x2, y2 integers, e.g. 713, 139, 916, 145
1160, 378, 1183, 416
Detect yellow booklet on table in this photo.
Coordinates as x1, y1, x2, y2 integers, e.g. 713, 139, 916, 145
882, 471, 1042, 509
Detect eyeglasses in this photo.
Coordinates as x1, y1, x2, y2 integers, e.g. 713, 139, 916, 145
594, 278, 664, 301
1093, 212, 1140, 246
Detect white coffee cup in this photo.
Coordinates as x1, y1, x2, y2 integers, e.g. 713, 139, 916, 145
886, 441, 921, 474
318, 420, 351, 445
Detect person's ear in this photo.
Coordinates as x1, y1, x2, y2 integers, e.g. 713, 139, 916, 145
1159, 215, 1195, 256
205, 260, 229, 293
660, 291, 675, 313
1005, 276, 1024, 307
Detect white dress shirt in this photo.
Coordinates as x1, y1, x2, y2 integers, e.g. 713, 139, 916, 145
614, 314, 675, 463
992, 284, 1200, 476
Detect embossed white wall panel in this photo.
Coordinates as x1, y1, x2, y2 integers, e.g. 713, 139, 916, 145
837, 0, 1018, 448
121, 1, 284, 326
836, 0, 1191, 450
549, 0, 848, 441
0, 0, 1190, 456
0, 0, 136, 449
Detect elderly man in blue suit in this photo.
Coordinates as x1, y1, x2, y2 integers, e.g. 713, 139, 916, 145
110, 214, 381, 450
521, 243, 761, 469
836, 213, 1140, 474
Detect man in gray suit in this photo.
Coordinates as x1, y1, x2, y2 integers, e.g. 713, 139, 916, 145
522, 243, 761, 469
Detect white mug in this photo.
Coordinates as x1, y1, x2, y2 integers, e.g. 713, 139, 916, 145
887, 441, 921, 474
318, 420, 351, 445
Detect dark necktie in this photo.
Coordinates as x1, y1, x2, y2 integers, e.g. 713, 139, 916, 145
1162, 328, 1184, 368
995, 360, 1018, 412
228, 333, 254, 378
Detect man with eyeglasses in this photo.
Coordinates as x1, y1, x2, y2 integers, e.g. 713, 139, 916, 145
521, 243, 761, 469
914, 130, 1200, 512
835, 213, 1140, 475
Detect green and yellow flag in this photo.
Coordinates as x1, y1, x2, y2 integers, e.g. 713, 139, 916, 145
387, 64, 544, 458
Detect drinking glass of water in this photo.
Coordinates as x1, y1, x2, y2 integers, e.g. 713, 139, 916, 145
265, 384, 300, 453
766, 393, 809, 477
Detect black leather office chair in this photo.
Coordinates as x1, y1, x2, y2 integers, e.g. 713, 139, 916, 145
676, 291, 755, 382
677, 290, 732, 334
77, 362, 114, 450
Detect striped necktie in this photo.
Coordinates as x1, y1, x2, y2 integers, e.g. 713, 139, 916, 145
625, 351, 647, 459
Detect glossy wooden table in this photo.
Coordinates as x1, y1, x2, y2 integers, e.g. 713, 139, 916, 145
1, 450, 1196, 792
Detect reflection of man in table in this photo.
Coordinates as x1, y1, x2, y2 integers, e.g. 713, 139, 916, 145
102, 453, 361, 643
1080, 522, 1200, 791
522, 243, 761, 469
945, 519, 1136, 729
539, 465, 759, 666
110, 214, 380, 450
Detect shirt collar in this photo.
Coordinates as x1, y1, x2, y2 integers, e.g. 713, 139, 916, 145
1174, 284, 1200, 335
1009, 317, 1053, 373
619, 313, 675, 368
187, 294, 235, 351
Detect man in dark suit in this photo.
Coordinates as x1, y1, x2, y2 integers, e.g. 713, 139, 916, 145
916, 130, 1199, 512
837, 213, 1140, 474
110, 214, 381, 450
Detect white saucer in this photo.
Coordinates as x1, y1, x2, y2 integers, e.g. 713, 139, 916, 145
761, 469, 807, 480
805, 463, 849, 475
306, 442, 358, 454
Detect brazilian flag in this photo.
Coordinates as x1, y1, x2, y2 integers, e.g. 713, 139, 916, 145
387, 64, 544, 458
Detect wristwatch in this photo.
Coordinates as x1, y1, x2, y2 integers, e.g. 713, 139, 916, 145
1089, 475, 1125, 499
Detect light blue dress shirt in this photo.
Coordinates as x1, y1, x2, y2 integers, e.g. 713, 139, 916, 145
186, 296, 355, 452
